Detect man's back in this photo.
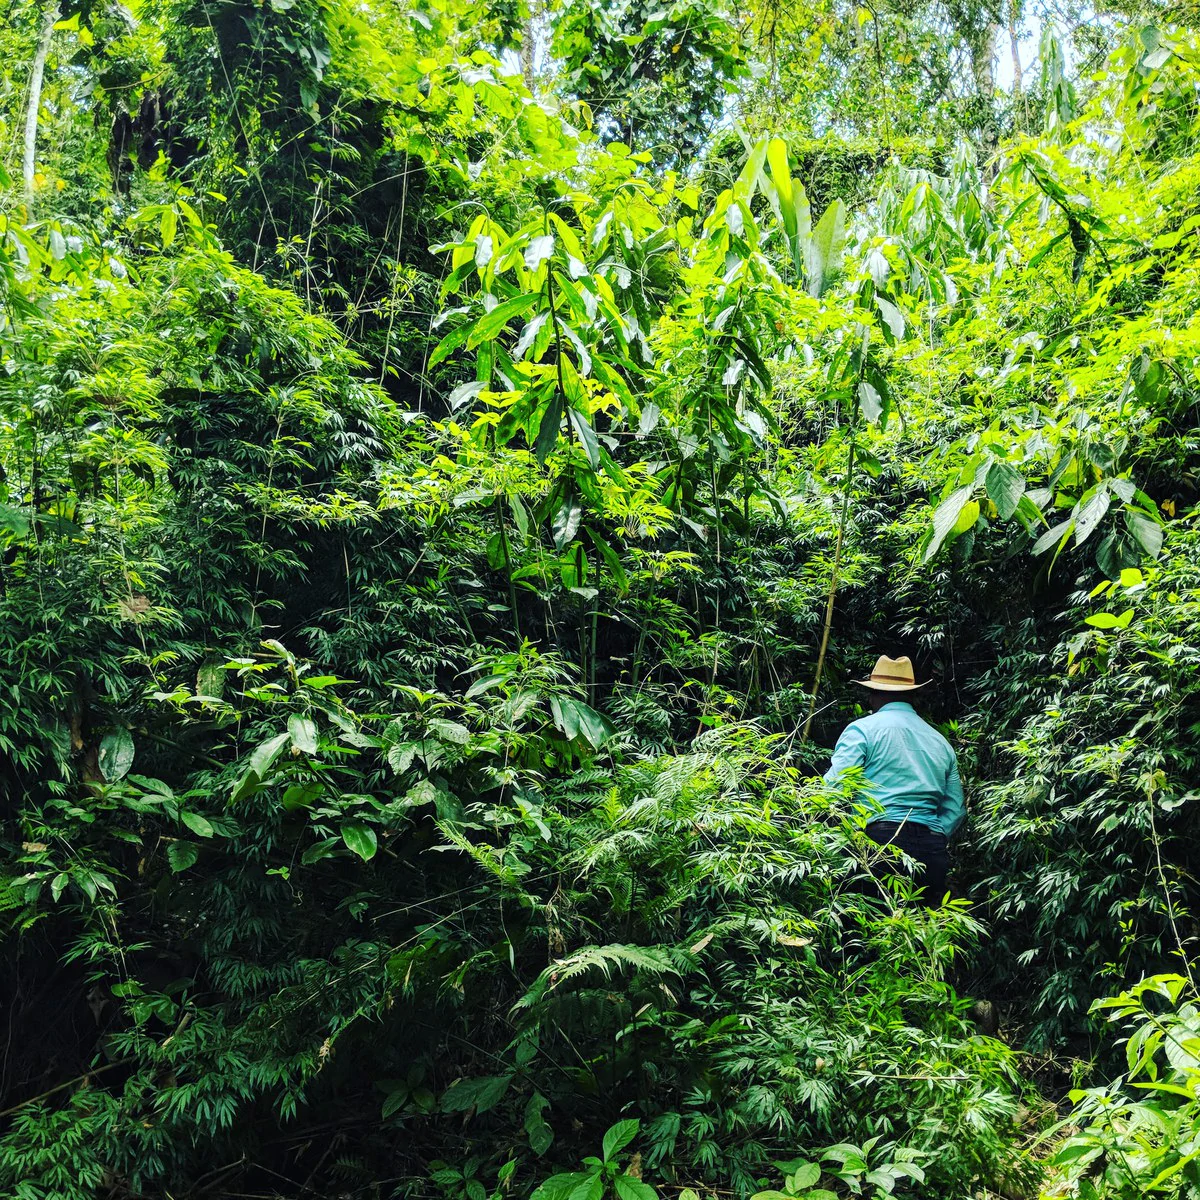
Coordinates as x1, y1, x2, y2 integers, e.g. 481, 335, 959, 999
823, 700, 964, 837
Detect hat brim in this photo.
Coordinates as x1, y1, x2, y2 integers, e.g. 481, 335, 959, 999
853, 678, 930, 692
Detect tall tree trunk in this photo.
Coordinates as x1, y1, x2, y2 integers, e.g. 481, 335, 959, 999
970, 21, 1000, 149
1007, 0, 1023, 97
22, 1, 60, 209
520, 0, 537, 90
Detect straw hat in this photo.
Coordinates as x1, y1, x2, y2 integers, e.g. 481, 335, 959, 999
854, 654, 929, 692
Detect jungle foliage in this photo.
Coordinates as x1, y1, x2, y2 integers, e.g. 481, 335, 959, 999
2, 1, 1200, 1198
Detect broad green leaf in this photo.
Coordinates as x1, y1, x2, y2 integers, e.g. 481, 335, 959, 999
806, 200, 846, 297
428, 717, 470, 744
99, 728, 135, 782
550, 697, 615, 748
613, 1177, 656, 1200
0, 503, 31, 538
341, 821, 378, 861
1085, 609, 1134, 630
469, 293, 539, 349
568, 1172, 604, 1200
1032, 518, 1074, 556
789, 1163, 821, 1189
447, 380, 486, 410
953, 499, 980, 536
531, 1173, 593, 1200
1126, 508, 1164, 558
168, 842, 199, 873
923, 485, 974, 562
428, 320, 478, 369
985, 461, 1025, 520
857, 380, 883, 425
525, 1092, 554, 1156
249, 731, 291, 779
288, 714, 318, 755
602, 1118, 639, 1163
514, 312, 549, 359
441, 1073, 512, 1114
281, 782, 322, 810
766, 138, 796, 240
1073, 485, 1111, 545
552, 495, 582, 550
568, 409, 600, 470
180, 810, 214, 838
301, 836, 340, 865
638, 402, 661, 437
875, 295, 905, 339
524, 235, 555, 271
535, 394, 564, 463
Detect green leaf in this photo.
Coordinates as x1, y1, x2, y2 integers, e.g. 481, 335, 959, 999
806, 200, 846, 297
281, 782, 322, 810
1033, 518, 1074, 556
288, 714, 318, 755
525, 235, 555, 271
535, 394, 564, 463
231, 766, 261, 804
550, 697, 615, 749
1126, 507, 1164, 558
765, 138, 797, 240
532, 1174, 593, 1200
469, 294, 539, 349
51, 872, 69, 901
953, 499, 980, 536
552, 495, 582, 550
613, 1177, 656, 1200
985, 461, 1026, 520
602, 1118, 639, 1163
525, 1092, 554, 1156
429, 717, 470, 744
568, 1174, 604, 1200
923, 485, 974, 562
341, 822, 378, 861
249, 731, 291, 779
1073, 485, 1111, 545
301, 836, 340, 865
161, 207, 177, 248
857, 380, 883, 426
180, 810, 214, 838
99, 728, 135, 782
0, 503, 31, 538
789, 1164, 821, 1189
568, 409, 600, 470
168, 842, 199, 872
1085, 609, 1134, 630
875, 295, 905, 339
428, 319, 477, 369
441, 1073, 513, 1114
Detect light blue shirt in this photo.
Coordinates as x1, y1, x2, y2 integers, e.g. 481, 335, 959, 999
823, 701, 965, 837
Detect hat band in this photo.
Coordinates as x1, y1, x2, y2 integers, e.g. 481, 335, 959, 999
870, 672, 914, 684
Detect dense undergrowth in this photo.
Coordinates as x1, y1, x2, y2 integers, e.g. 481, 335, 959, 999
3, 1, 1200, 1197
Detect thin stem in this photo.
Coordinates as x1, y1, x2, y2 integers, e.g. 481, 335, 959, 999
802, 388, 862, 741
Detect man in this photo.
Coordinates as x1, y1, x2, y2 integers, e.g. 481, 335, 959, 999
823, 655, 964, 907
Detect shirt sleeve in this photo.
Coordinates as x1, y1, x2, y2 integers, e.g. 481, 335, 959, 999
940, 754, 966, 836
823, 723, 868, 787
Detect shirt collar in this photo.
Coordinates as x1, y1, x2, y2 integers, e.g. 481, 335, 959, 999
879, 701, 915, 711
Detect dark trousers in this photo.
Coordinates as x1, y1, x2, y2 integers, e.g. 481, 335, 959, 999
864, 820, 949, 907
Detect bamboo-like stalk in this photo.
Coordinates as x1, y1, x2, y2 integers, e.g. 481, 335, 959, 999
22, 2, 61, 208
